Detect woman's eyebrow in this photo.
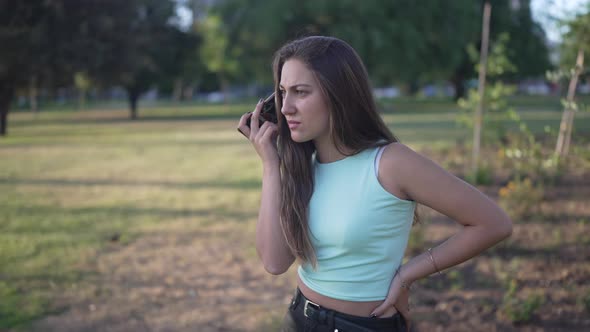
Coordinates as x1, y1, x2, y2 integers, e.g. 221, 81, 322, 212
279, 83, 313, 89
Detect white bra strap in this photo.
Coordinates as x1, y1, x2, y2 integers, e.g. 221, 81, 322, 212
374, 146, 386, 178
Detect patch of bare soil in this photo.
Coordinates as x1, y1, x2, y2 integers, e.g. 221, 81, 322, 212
406, 180, 590, 332
29, 226, 297, 332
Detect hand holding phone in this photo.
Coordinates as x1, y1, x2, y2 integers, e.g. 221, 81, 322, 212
238, 92, 277, 138
246, 93, 277, 128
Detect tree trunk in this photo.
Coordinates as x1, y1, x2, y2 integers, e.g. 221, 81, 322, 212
407, 81, 420, 96
555, 49, 584, 158
78, 91, 86, 110
183, 83, 195, 100
472, 1, 492, 182
30, 75, 38, 113
0, 84, 15, 136
220, 75, 229, 103
172, 78, 183, 102
451, 73, 465, 101
0, 109, 7, 136
128, 91, 139, 120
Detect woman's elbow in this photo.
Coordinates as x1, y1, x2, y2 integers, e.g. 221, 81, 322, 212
496, 217, 513, 240
257, 250, 293, 275
264, 263, 290, 275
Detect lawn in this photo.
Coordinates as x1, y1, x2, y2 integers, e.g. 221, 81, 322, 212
1, 96, 589, 331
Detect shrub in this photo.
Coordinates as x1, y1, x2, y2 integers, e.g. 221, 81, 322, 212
501, 279, 545, 324
466, 162, 494, 185
498, 178, 544, 221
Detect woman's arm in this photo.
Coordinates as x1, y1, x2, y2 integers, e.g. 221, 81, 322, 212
371, 142, 512, 317
256, 162, 295, 275
389, 143, 512, 281
237, 101, 295, 275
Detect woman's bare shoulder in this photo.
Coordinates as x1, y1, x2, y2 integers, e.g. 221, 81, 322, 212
381, 142, 423, 171
377, 142, 421, 200
379, 142, 455, 201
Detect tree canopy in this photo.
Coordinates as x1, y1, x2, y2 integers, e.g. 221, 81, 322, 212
0, 0, 197, 135
0, 0, 554, 136
202, 0, 551, 98
560, 4, 590, 68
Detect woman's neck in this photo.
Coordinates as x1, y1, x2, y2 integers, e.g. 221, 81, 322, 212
313, 137, 352, 164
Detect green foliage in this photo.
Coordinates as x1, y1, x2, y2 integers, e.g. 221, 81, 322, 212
467, 34, 517, 77
457, 34, 519, 144
74, 72, 91, 91
447, 270, 465, 291
0, 281, 49, 329
546, 65, 589, 118
207, 0, 550, 88
495, 1, 552, 78
466, 162, 494, 185
87, 1, 186, 95
580, 290, 590, 313
559, 5, 590, 69
74, 72, 92, 110
457, 83, 518, 143
501, 279, 545, 324
0, 0, 197, 128
458, 32, 564, 183
198, 14, 240, 81
498, 178, 544, 221
497, 112, 564, 184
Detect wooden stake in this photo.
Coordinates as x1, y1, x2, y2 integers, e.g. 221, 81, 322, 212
556, 49, 584, 157
472, 2, 492, 181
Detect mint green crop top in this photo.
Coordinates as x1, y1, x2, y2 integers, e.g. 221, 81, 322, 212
298, 145, 416, 301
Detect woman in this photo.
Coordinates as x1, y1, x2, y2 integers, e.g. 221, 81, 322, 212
237, 36, 512, 332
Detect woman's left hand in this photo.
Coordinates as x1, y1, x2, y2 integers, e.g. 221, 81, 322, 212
370, 270, 412, 324
393, 285, 411, 328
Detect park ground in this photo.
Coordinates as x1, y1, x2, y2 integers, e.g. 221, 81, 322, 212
1, 96, 589, 331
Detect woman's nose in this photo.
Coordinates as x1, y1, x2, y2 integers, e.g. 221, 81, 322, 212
281, 95, 295, 115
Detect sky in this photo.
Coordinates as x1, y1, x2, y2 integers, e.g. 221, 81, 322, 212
531, 0, 589, 42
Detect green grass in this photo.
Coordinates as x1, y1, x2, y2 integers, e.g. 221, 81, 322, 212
1, 97, 589, 329
0, 107, 265, 329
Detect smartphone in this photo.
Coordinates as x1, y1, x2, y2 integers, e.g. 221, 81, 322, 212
246, 92, 277, 128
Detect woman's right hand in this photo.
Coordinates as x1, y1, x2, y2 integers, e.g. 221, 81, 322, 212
237, 98, 279, 167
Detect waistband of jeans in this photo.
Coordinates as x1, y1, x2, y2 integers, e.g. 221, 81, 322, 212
291, 288, 405, 330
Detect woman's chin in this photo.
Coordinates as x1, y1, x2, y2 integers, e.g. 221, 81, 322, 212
290, 133, 307, 143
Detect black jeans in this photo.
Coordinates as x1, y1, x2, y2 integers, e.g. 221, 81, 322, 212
280, 288, 407, 332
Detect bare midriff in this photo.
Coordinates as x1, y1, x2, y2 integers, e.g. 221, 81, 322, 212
297, 274, 398, 318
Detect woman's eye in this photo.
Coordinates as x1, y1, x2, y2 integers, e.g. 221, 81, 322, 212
296, 90, 307, 95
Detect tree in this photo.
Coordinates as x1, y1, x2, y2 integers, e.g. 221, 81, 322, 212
74, 72, 92, 110
202, 0, 550, 99
0, 1, 96, 135
197, 14, 240, 101
166, 28, 202, 101
451, 0, 552, 100
472, 1, 492, 183
560, 6, 590, 67
553, 6, 590, 158
84, 0, 188, 119
0, 1, 189, 135
206, 0, 481, 88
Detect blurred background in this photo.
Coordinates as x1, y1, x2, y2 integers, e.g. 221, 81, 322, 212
1, 0, 589, 331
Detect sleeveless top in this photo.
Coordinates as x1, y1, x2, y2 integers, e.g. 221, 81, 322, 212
298, 145, 416, 301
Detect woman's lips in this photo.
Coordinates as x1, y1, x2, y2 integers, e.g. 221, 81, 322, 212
288, 121, 300, 130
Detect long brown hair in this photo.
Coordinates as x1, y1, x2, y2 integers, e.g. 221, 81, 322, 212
272, 36, 417, 266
